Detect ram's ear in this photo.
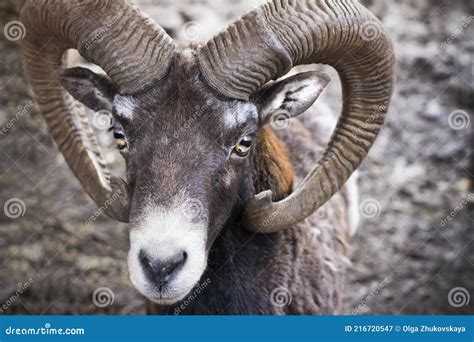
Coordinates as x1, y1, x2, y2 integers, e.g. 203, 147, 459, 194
60, 67, 118, 112
255, 71, 330, 124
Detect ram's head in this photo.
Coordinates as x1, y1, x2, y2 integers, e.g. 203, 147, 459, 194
20, 0, 394, 304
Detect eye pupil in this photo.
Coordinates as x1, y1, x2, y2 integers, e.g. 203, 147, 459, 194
239, 139, 252, 148
114, 131, 125, 139
233, 136, 253, 157
114, 129, 128, 151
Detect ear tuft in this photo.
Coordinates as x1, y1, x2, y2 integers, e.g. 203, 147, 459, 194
60, 67, 118, 112
256, 71, 330, 124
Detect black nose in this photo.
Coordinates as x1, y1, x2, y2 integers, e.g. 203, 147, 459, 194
139, 250, 187, 286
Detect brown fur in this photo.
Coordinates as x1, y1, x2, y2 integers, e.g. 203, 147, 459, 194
252, 127, 294, 201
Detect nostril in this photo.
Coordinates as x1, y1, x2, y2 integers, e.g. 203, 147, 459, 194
166, 250, 187, 275
139, 250, 154, 274
139, 249, 188, 286
139, 249, 147, 265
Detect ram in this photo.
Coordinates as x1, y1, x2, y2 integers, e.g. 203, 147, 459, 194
20, 0, 395, 314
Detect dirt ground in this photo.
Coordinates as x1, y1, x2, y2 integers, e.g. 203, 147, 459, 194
0, 0, 472, 315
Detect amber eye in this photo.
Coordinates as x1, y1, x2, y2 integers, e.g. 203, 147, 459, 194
233, 136, 253, 157
114, 130, 128, 151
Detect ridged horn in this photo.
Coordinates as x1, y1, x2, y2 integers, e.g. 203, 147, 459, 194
20, 0, 175, 222
198, 0, 395, 233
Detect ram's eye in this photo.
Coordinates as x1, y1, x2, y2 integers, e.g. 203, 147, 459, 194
233, 136, 253, 157
114, 130, 128, 151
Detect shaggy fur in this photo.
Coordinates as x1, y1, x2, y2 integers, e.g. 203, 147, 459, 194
147, 118, 355, 314
60, 49, 357, 315
143, 54, 356, 313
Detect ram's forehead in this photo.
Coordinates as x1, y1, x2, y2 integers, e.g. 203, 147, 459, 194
222, 102, 258, 129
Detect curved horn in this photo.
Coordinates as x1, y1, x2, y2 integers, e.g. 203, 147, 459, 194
198, 0, 395, 233
20, 0, 175, 222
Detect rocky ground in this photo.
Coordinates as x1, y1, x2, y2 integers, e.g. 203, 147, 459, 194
0, 0, 472, 315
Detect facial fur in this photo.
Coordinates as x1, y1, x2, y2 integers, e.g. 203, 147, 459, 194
60, 47, 324, 304
115, 49, 259, 303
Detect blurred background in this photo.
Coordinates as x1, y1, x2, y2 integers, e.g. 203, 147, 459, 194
0, 0, 472, 314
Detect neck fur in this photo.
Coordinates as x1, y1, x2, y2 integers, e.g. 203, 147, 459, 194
252, 126, 294, 200
147, 126, 295, 314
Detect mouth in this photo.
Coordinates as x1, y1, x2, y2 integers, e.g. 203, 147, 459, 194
127, 222, 208, 305
127, 196, 209, 304
137, 283, 192, 305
